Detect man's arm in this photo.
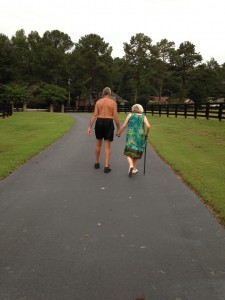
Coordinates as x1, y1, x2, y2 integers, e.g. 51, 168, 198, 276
88, 103, 98, 135
113, 102, 121, 131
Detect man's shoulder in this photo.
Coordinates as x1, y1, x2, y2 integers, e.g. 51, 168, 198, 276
107, 97, 117, 105
98, 97, 116, 104
95, 98, 103, 105
96, 97, 104, 103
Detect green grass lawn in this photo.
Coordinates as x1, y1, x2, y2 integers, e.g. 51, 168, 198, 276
119, 113, 225, 225
0, 112, 74, 179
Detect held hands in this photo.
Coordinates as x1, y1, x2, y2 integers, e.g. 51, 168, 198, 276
116, 128, 121, 137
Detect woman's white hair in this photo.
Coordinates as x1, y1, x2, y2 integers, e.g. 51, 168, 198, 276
131, 104, 144, 113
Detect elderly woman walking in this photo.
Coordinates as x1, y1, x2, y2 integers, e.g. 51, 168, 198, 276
117, 104, 150, 177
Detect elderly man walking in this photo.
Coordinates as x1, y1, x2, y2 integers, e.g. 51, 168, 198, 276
88, 87, 121, 173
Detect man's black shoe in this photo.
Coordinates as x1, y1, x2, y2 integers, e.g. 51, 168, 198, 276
104, 166, 111, 173
94, 163, 100, 169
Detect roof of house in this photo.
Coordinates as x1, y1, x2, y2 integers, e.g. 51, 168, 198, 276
111, 92, 128, 104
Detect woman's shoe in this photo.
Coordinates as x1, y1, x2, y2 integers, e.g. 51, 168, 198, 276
94, 163, 100, 169
132, 168, 138, 174
128, 166, 133, 177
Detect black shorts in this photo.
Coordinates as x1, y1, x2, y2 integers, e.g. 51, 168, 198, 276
95, 118, 115, 141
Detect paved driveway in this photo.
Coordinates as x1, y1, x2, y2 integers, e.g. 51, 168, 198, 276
0, 113, 225, 300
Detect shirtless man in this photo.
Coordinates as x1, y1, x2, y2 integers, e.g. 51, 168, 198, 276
88, 87, 120, 173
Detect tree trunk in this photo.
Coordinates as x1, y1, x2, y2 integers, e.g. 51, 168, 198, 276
23, 101, 27, 112
134, 87, 138, 103
159, 73, 164, 103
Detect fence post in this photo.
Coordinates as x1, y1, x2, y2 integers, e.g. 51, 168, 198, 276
159, 104, 161, 117
175, 104, 178, 118
3, 101, 6, 118
166, 104, 169, 117
144, 103, 147, 115
206, 103, 210, 120
194, 103, 198, 119
184, 104, 187, 118
218, 103, 223, 121
151, 105, 154, 116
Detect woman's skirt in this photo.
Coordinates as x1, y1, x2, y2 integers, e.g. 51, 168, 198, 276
124, 146, 143, 159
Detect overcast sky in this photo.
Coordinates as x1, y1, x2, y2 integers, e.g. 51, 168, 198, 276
1, 0, 225, 64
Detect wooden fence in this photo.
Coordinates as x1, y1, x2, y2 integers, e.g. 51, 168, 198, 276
0, 102, 13, 118
144, 103, 224, 121
10, 102, 225, 121
65, 103, 225, 121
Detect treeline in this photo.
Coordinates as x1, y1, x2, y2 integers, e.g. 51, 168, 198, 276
0, 29, 225, 107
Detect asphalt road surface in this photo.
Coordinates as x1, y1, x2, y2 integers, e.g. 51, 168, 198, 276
0, 113, 225, 300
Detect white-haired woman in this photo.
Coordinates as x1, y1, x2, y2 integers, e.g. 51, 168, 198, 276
117, 104, 150, 176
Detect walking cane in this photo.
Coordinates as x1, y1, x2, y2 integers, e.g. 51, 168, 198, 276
143, 137, 147, 175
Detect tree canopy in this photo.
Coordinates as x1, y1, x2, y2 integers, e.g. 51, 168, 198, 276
0, 29, 224, 105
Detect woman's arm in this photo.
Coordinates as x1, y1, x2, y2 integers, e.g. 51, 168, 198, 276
144, 115, 150, 138
116, 113, 131, 137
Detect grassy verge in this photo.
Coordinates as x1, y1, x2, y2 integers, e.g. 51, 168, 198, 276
0, 112, 74, 179
119, 113, 225, 225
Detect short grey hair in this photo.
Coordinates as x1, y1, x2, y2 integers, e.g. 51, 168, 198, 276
131, 104, 144, 113
102, 87, 111, 96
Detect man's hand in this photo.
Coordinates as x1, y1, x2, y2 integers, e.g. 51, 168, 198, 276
116, 129, 121, 137
88, 127, 92, 136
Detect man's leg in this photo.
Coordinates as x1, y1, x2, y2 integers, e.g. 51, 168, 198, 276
104, 140, 111, 167
95, 139, 102, 163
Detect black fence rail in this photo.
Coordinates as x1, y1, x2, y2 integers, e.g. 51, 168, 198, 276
144, 103, 225, 121
65, 103, 225, 121
12, 102, 225, 121
0, 102, 13, 118
64, 105, 94, 113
